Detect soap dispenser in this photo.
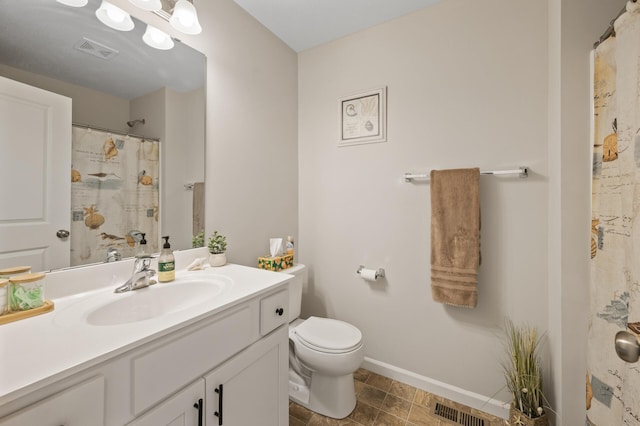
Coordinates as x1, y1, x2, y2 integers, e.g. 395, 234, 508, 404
158, 236, 175, 282
136, 233, 148, 257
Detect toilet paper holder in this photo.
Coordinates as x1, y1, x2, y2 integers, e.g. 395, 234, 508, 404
356, 265, 385, 279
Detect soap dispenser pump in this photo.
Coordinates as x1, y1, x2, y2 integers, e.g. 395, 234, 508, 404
158, 236, 175, 282
136, 233, 148, 257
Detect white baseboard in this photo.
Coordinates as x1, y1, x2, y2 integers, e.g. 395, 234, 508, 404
361, 357, 510, 420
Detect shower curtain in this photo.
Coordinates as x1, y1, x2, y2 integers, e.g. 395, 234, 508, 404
588, 2, 640, 425
70, 126, 160, 266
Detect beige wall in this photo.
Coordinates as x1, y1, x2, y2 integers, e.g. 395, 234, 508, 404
0, 63, 130, 133
163, 87, 205, 250
187, 0, 299, 265
298, 0, 548, 412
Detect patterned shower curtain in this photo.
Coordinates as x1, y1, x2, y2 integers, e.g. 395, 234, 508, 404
588, 2, 640, 425
70, 126, 160, 266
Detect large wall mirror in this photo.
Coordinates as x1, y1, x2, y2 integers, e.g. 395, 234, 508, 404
0, 0, 206, 270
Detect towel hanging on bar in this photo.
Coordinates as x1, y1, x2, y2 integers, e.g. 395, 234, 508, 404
430, 168, 481, 308
405, 166, 528, 182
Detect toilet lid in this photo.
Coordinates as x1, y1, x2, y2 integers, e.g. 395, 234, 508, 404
294, 316, 362, 353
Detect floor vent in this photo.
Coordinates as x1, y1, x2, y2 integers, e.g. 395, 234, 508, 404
434, 402, 459, 421
74, 37, 119, 60
459, 412, 486, 426
433, 402, 486, 426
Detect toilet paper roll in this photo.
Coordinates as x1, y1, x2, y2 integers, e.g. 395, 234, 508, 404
359, 268, 378, 282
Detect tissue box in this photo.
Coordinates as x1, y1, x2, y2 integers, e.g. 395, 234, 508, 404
258, 254, 293, 271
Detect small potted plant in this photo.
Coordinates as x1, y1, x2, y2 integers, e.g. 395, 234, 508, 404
192, 230, 205, 248
208, 230, 227, 267
502, 318, 549, 426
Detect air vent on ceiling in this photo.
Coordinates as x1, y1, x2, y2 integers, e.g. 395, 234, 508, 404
433, 402, 486, 426
74, 37, 119, 60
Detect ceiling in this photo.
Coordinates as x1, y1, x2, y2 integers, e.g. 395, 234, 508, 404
232, 0, 444, 52
0, 0, 204, 100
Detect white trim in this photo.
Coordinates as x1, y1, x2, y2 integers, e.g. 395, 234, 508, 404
361, 357, 510, 419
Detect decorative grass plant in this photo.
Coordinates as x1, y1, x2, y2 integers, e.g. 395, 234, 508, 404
502, 318, 547, 420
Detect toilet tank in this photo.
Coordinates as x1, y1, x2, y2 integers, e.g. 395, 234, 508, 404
282, 264, 306, 322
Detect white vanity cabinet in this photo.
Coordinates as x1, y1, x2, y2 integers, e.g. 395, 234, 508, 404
0, 283, 290, 426
127, 379, 205, 426
130, 326, 288, 426
0, 376, 105, 426
205, 326, 288, 425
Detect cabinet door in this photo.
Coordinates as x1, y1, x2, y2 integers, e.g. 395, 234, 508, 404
205, 327, 288, 426
0, 376, 104, 426
127, 380, 204, 426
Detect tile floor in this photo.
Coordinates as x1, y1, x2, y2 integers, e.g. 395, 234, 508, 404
289, 368, 506, 426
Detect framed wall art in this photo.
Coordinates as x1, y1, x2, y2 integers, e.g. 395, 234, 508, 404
339, 86, 387, 146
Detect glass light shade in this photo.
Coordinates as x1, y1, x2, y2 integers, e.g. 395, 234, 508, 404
169, 0, 202, 35
128, 0, 162, 12
95, 0, 135, 32
142, 25, 174, 50
56, 0, 89, 6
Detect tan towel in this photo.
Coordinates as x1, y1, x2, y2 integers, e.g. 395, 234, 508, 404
192, 182, 205, 236
430, 168, 480, 308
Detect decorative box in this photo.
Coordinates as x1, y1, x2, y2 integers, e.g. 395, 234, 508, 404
258, 254, 294, 272
9, 272, 46, 312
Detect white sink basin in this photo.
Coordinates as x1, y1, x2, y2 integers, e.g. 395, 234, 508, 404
54, 275, 231, 327
88, 279, 227, 326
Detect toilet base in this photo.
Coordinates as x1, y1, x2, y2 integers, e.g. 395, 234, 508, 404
289, 372, 356, 419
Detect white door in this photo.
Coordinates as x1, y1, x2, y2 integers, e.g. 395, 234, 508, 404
0, 76, 71, 271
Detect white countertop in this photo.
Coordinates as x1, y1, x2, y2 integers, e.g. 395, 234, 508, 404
0, 255, 292, 405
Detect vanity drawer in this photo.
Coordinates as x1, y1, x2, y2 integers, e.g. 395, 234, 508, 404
0, 376, 104, 426
260, 289, 288, 336
132, 304, 254, 415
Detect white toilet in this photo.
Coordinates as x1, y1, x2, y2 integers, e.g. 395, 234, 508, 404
283, 264, 365, 419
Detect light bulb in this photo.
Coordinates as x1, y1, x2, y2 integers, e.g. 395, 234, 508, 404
96, 1, 135, 31
106, 6, 125, 23
169, 0, 202, 35
143, 25, 174, 50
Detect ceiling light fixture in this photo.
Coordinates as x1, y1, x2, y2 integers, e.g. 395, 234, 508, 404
168, 0, 202, 35
128, 0, 162, 12
95, 0, 135, 32
56, 0, 89, 6
142, 24, 174, 50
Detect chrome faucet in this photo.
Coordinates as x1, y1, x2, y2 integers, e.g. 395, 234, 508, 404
115, 256, 157, 293
106, 247, 121, 263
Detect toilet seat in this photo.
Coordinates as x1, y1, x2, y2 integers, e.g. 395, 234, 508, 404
293, 316, 362, 354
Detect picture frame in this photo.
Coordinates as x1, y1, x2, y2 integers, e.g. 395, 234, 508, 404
339, 86, 387, 146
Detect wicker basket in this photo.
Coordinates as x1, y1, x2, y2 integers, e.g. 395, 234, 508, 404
509, 407, 549, 426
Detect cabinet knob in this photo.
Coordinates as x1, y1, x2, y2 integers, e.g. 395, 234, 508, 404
275, 307, 284, 316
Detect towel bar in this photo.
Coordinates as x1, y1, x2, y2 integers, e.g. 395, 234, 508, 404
404, 166, 529, 182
